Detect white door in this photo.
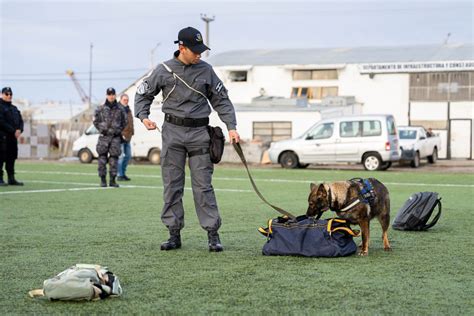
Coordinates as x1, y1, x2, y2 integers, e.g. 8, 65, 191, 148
450, 120, 471, 159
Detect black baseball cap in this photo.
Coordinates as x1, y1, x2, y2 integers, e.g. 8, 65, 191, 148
174, 27, 210, 54
106, 87, 116, 95
2, 87, 12, 94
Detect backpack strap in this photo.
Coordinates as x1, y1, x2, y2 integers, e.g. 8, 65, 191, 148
327, 218, 361, 237
422, 198, 442, 230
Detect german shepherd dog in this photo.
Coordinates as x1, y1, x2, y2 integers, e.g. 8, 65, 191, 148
306, 178, 391, 256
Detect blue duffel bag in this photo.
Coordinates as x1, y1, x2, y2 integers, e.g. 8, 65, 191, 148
258, 216, 360, 257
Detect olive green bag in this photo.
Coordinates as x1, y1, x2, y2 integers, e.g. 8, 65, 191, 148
29, 264, 122, 301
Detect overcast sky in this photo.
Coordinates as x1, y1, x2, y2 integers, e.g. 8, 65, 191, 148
0, 0, 472, 104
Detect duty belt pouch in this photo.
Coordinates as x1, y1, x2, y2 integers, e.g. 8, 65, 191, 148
207, 126, 225, 164
259, 216, 359, 257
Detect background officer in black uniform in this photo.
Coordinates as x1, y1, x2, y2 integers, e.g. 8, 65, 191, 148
93, 88, 127, 188
135, 27, 240, 252
0, 87, 24, 186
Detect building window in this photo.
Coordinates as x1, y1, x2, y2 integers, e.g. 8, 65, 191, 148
293, 69, 338, 80
228, 71, 247, 82
409, 71, 474, 101
291, 86, 338, 99
253, 121, 292, 143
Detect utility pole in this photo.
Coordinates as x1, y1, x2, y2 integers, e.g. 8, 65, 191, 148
200, 13, 215, 57
150, 42, 161, 69
89, 43, 93, 110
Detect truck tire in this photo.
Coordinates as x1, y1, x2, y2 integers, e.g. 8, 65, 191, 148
411, 151, 420, 168
380, 162, 392, 171
363, 153, 382, 171
148, 148, 161, 165
78, 148, 93, 164
280, 152, 299, 169
428, 147, 438, 164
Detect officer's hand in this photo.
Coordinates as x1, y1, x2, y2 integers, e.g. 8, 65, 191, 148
15, 129, 21, 139
142, 119, 157, 130
228, 130, 240, 144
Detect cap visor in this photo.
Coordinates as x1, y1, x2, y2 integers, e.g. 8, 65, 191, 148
189, 43, 210, 54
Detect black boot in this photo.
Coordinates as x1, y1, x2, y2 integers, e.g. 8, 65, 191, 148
100, 176, 107, 187
160, 230, 181, 251
208, 231, 224, 252
109, 176, 119, 188
8, 175, 23, 186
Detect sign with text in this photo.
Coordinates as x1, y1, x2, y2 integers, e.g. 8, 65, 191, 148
359, 60, 474, 74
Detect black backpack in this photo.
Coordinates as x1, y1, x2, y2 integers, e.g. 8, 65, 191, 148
392, 192, 442, 231
207, 126, 225, 164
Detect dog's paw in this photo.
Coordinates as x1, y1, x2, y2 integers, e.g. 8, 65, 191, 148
358, 250, 369, 256
384, 246, 392, 252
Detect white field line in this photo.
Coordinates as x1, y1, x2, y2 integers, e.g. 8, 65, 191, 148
0, 180, 253, 195
16, 170, 474, 188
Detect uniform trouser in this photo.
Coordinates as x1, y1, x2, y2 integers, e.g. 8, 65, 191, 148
117, 141, 131, 177
96, 135, 122, 178
160, 121, 221, 232
0, 136, 18, 179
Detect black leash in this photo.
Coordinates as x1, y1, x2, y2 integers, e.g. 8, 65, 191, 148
233, 142, 296, 219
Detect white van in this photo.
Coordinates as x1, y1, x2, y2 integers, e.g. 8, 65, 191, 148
268, 114, 400, 171
73, 114, 163, 164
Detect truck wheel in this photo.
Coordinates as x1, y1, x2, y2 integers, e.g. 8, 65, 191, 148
280, 152, 299, 169
363, 153, 382, 171
78, 148, 93, 164
380, 162, 392, 171
148, 148, 161, 165
411, 151, 420, 168
428, 148, 438, 164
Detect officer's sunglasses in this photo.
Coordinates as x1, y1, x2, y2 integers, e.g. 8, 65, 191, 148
4, 93, 12, 96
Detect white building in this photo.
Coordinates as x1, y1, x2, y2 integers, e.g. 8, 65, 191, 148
209, 44, 474, 159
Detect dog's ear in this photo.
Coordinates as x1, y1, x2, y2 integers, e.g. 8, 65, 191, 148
310, 182, 317, 191
317, 183, 327, 198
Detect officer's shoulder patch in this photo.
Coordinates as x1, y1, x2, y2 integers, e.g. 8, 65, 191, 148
137, 80, 150, 95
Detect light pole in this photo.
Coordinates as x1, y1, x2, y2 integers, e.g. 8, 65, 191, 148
200, 14, 215, 57
150, 42, 161, 69
88, 43, 93, 110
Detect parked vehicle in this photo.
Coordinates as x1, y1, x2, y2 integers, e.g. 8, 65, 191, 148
398, 126, 441, 168
73, 115, 162, 164
268, 114, 400, 171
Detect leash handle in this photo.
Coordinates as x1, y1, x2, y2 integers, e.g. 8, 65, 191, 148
233, 142, 296, 219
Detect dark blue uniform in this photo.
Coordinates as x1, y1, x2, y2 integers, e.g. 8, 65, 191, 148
0, 98, 23, 183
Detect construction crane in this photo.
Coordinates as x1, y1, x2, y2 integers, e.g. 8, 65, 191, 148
66, 70, 90, 105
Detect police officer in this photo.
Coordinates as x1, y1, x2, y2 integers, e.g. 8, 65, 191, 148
0, 87, 24, 186
93, 88, 127, 188
135, 27, 240, 252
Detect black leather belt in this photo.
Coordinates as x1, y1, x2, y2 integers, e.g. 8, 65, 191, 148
164, 113, 209, 127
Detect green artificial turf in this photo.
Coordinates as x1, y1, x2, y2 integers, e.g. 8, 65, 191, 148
1, 162, 473, 314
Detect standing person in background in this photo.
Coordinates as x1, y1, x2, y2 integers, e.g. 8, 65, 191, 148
0, 87, 24, 186
117, 94, 134, 181
93, 88, 128, 188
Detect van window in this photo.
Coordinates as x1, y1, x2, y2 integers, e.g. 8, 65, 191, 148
307, 123, 334, 140
362, 120, 382, 136
340, 121, 361, 137
387, 117, 397, 135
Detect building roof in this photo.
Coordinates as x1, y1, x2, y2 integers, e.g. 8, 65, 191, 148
208, 43, 474, 66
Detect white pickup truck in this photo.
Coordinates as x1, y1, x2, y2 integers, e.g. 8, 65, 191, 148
398, 126, 441, 168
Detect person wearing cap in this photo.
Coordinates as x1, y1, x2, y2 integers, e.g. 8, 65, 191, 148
135, 26, 240, 252
93, 88, 128, 188
0, 87, 24, 186
117, 94, 134, 181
